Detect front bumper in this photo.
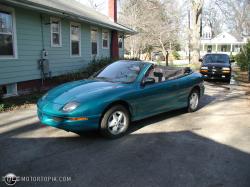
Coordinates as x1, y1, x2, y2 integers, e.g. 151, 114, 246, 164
200, 72, 231, 80
37, 109, 100, 132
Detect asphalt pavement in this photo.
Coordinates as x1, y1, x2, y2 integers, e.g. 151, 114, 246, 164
0, 81, 250, 187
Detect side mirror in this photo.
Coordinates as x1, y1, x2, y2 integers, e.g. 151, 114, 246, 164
230, 59, 235, 63
199, 58, 203, 62
142, 77, 155, 86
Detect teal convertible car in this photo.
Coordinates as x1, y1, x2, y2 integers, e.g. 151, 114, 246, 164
37, 60, 204, 138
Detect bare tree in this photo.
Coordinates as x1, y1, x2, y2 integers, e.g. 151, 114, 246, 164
202, 0, 224, 36
190, 0, 204, 64
119, 0, 143, 58
119, 0, 181, 61
215, 0, 250, 38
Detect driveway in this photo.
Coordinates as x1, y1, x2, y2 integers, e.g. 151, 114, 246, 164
0, 82, 250, 187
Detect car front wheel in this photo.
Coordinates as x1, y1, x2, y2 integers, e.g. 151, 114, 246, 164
100, 105, 130, 138
187, 89, 200, 112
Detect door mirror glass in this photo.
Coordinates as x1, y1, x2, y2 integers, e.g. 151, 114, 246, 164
199, 58, 203, 62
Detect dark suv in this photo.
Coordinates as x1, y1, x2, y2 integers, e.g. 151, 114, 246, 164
199, 53, 234, 82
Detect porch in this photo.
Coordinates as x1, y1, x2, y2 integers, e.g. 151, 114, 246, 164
200, 43, 245, 56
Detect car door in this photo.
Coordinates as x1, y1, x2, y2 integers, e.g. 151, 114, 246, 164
171, 75, 192, 108
132, 73, 181, 120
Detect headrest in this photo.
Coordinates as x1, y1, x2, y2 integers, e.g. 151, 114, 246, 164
154, 72, 163, 77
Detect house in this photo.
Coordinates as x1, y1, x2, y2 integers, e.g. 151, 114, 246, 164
0, 0, 135, 97
200, 24, 247, 56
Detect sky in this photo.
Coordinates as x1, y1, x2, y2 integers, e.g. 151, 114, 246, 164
77, 0, 121, 16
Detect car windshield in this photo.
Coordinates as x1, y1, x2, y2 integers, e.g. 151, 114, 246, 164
94, 61, 143, 83
203, 54, 230, 64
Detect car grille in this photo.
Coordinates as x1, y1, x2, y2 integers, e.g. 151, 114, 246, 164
208, 66, 222, 73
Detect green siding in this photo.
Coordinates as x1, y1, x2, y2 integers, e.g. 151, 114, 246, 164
95, 28, 111, 58
0, 7, 42, 85
0, 5, 125, 85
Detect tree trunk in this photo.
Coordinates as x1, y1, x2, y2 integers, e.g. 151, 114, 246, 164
190, 0, 204, 65
159, 37, 167, 65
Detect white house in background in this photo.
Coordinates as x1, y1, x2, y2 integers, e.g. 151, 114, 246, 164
200, 24, 247, 56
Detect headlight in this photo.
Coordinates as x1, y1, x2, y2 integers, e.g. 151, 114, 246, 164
62, 102, 79, 112
42, 93, 48, 100
201, 66, 208, 70
222, 67, 230, 71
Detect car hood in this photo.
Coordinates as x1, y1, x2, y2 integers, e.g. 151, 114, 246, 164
203, 62, 230, 68
45, 79, 125, 104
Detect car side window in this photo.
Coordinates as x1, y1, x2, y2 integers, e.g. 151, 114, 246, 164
144, 67, 165, 83
144, 65, 190, 83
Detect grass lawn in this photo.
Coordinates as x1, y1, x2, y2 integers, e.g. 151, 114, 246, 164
0, 91, 45, 113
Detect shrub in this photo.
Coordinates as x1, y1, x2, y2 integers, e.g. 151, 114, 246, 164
0, 86, 5, 102
229, 53, 235, 61
235, 40, 250, 71
172, 51, 180, 60
85, 57, 114, 76
0, 104, 4, 112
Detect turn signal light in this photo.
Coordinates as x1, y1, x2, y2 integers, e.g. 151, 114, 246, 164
69, 117, 88, 121
200, 69, 208, 72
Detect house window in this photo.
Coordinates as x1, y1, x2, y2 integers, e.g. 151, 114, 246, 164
207, 45, 212, 52
221, 45, 227, 52
118, 35, 123, 49
51, 18, 61, 47
0, 7, 17, 58
102, 30, 109, 49
91, 29, 98, 55
70, 23, 81, 56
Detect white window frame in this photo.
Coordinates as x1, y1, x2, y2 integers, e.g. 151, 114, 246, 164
0, 5, 18, 59
70, 22, 81, 57
118, 34, 124, 49
50, 17, 62, 47
102, 29, 109, 49
91, 28, 99, 57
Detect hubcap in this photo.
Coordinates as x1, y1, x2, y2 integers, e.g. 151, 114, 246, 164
108, 111, 127, 135
189, 92, 199, 110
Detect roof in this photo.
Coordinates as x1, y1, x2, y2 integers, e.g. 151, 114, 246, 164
212, 32, 237, 43
201, 31, 246, 44
3, 0, 136, 34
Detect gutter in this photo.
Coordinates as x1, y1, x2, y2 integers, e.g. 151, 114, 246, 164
3, 0, 136, 34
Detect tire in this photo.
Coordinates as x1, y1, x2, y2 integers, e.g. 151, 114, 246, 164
187, 89, 200, 112
100, 105, 130, 139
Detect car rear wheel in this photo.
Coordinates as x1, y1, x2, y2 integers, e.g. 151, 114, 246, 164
187, 89, 200, 112
100, 105, 130, 138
